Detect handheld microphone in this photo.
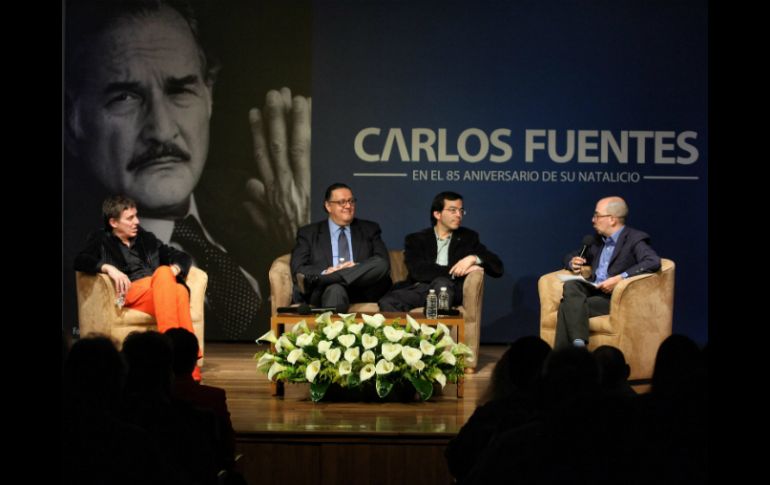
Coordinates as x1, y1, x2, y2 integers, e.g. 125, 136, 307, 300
579, 234, 596, 259
276, 304, 312, 315
276, 304, 341, 315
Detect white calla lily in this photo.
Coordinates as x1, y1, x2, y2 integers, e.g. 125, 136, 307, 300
411, 360, 426, 372
375, 359, 395, 375
337, 312, 357, 322
362, 313, 385, 328
256, 353, 275, 370
432, 369, 447, 388
256, 330, 278, 344
337, 334, 356, 348
286, 348, 305, 364
420, 324, 436, 336
276, 335, 295, 353
295, 332, 315, 348
452, 342, 474, 356
291, 320, 309, 334
361, 334, 379, 350
360, 363, 376, 381
419, 339, 436, 356
436, 322, 451, 338
267, 362, 286, 381
435, 335, 455, 349
406, 314, 421, 332
339, 361, 352, 376
325, 347, 342, 364
381, 343, 403, 361
361, 350, 376, 363
323, 320, 345, 340
347, 322, 364, 335
305, 360, 321, 382
383, 325, 405, 342
344, 346, 360, 363
317, 340, 332, 353
440, 350, 456, 366
401, 346, 423, 365
315, 311, 333, 325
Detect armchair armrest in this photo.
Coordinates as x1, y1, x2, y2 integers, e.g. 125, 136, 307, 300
460, 269, 485, 367
461, 269, 485, 323
75, 271, 122, 337
186, 267, 208, 324
269, 254, 293, 315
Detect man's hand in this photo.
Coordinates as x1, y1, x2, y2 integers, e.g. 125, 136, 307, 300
324, 261, 356, 274
449, 255, 482, 277
245, 87, 311, 250
569, 256, 587, 273
596, 274, 623, 294
102, 264, 131, 296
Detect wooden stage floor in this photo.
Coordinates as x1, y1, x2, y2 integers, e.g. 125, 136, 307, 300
201, 343, 506, 438
200, 343, 649, 484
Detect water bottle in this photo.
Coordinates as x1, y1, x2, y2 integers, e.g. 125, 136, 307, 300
426, 289, 438, 319
438, 286, 450, 313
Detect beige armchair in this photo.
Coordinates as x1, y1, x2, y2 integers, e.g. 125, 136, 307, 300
269, 250, 486, 367
75, 267, 208, 358
538, 258, 675, 380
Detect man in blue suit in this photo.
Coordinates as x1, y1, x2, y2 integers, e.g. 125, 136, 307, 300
556, 196, 661, 350
290, 183, 391, 312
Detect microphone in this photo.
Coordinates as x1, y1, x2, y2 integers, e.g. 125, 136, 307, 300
579, 234, 596, 259
276, 304, 340, 315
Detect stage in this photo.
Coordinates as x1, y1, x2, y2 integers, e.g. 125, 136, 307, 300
201, 342, 506, 484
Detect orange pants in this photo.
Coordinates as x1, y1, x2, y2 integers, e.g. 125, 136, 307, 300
125, 266, 193, 334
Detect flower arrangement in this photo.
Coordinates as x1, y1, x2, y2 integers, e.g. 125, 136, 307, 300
255, 312, 474, 402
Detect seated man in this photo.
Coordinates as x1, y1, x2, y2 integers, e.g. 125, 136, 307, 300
74, 195, 201, 377
556, 196, 661, 350
378, 191, 503, 312
290, 183, 391, 312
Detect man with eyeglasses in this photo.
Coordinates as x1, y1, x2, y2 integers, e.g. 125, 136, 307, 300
378, 191, 503, 315
555, 196, 661, 349
290, 182, 391, 312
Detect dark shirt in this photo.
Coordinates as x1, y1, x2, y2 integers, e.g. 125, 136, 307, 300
115, 235, 155, 281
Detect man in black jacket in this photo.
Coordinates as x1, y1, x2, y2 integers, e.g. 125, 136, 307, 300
74, 195, 195, 340
290, 183, 391, 312
378, 191, 503, 312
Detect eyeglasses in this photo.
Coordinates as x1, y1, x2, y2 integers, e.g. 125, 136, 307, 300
328, 198, 357, 207
592, 213, 612, 219
444, 208, 467, 216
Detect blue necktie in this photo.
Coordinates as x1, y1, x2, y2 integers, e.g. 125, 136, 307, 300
338, 226, 351, 264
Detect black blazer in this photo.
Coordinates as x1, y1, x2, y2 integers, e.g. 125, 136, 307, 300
563, 226, 661, 280
404, 227, 504, 283
290, 218, 390, 277
74, 227, 192, 282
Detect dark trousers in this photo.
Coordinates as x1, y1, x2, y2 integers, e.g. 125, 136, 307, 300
554, 280, 611, 349
378, 276, 461, 313
310, 256, 391, 311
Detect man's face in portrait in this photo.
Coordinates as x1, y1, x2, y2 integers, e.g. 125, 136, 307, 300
66, 6, 212, 216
